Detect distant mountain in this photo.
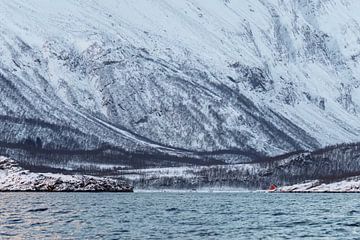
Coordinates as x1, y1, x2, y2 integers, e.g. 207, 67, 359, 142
1, 0, 360, 169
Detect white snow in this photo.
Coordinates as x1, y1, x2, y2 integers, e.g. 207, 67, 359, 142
119, 163, 259, 181
0, 0, 360, 155
281, 177, 360, 193
0, 156, 132, 191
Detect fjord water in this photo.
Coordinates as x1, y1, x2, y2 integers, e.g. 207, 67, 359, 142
1, 193, 359, 239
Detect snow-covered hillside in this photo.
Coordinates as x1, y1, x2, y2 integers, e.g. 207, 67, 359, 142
1, 0, 360, 166
119, 143, 360, 190
0, 156, 132, 191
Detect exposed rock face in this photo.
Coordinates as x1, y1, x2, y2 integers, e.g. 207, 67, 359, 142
0, 157, 133, 192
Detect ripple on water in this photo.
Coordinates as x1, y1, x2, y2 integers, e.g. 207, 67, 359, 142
348, 210, 360, 215
0, 232, 17, 237
272, 211, 287, 216
27, 208, 48, 212
30, 222, 48, 227
0, 192, 360, 239
343, 222, 360, 227
6, 219, 24, 224
53, 210, 72, 214
165, 207, 178, 212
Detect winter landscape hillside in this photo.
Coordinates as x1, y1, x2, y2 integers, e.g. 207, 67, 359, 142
1, 0, 360, 189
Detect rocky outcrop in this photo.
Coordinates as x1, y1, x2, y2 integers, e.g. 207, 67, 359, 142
280, 177, 360, 193
0, 157, 133, 192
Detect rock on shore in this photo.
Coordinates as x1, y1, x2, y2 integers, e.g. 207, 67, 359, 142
280, 177, 360, 193
0, 157, 133, 192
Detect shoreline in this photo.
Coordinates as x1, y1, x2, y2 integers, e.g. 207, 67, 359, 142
0, 189, 134, 193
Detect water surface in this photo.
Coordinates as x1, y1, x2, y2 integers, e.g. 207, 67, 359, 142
1, 192, 360, 239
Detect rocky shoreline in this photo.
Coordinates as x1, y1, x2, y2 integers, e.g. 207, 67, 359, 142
4, 153, 360, 193
0, 157, 133, 192
279, 178, 360, 193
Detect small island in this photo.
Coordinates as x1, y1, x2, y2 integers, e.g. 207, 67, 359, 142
0, 157, 133, 192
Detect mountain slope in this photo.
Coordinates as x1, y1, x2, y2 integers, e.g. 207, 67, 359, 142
1, 0, 360, 167
121, 142, 360, 190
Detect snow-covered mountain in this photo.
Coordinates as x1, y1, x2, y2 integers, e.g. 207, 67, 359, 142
1, 0, 360, 167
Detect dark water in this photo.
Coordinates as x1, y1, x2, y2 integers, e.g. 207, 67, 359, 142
1, 192, 360, 239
